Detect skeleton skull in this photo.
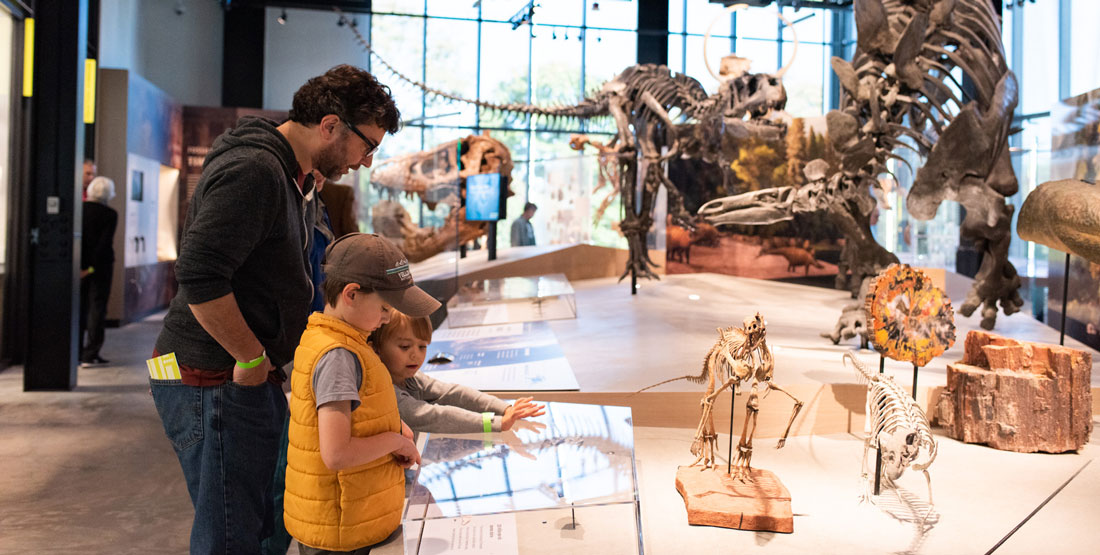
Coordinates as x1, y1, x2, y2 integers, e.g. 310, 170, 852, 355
878, 428, 920, 481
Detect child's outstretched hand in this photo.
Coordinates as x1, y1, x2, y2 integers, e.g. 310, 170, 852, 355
501, 397, 546, 431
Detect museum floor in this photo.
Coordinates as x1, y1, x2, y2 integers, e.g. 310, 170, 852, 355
1, 272, 1098, 554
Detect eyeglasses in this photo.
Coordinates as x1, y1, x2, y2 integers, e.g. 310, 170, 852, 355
341, 118, 381, 160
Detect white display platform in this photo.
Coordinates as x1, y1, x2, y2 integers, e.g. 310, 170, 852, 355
368, 418, 1100, 555
546, 272, 1100, 392
633, 424, 1100, 554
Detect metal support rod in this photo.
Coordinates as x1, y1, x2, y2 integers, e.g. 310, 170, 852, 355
874, 355, 885, 496
1060, 252, 1070, 346
728, 386, 736, 475
912, 364, 919, 400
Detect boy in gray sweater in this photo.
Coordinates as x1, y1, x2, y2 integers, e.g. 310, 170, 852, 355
370, 311, 544, 433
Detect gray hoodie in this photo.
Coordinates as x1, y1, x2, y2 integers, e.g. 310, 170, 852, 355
155, 116, 314, 370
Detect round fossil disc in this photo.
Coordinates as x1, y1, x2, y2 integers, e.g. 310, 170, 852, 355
864, 264, 956, 367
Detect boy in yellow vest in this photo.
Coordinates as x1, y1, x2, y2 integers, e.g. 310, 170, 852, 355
285, 233, 441, 554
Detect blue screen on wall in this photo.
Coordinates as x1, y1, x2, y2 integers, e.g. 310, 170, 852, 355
465, 173, 503, 222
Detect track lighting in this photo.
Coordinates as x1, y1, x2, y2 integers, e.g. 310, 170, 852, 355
277, 8, 287, 25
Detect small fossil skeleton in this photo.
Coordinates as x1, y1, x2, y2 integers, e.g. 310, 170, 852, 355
843, 351, 936, 520
639, 314, 803, 479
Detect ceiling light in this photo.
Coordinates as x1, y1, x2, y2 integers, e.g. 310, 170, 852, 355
277, 8, 287, 25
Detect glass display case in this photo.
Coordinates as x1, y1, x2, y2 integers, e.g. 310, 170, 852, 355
376, 402, 642, 554
445, 274, 577, 328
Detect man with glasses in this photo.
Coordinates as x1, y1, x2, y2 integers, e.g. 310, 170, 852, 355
151, 65, 399, 554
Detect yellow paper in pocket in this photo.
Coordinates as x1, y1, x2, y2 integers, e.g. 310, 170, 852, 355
147, 352, 182, 380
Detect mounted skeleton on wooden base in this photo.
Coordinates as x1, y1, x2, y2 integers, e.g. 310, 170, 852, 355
640, 314, 803, 480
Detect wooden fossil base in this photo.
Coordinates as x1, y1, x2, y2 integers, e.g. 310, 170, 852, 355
674, 466, 793, 533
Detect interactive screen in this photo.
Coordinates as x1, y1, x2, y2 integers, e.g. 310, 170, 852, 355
465, 173, 504, 222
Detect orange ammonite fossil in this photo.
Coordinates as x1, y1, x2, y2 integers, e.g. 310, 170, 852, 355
864, 264, 956, 367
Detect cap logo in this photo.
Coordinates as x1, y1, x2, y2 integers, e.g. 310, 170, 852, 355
386, 261, 411, 281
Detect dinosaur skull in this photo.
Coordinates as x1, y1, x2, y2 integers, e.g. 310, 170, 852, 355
878, 429, 920, 481
742, 313, 767, 346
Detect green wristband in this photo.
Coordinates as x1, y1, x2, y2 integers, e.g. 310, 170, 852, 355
482, 412, 493, 434
237, 351, 266, 369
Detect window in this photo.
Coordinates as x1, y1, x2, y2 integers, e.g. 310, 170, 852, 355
356, 1, 636, 250
668, 1, 831, 111
1070, 0, 1100, 96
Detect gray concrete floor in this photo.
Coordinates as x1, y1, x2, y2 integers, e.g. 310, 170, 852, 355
0, 313, 191, 553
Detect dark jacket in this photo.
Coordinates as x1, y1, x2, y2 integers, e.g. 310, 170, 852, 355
155, 116, 314, 369
81, 201, 117, 272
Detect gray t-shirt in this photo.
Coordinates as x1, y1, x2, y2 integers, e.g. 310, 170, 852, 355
395, 373, 511, 433
312, 348, 362, 411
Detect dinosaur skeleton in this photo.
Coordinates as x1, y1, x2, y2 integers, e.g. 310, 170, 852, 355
368, 133, 513, 262
639, 314, 803, 479
843, 351, 936, 520
339, 8, 789, 281
699, 0, 1022, 342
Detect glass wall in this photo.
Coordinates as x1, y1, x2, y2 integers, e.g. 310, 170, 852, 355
667, 0, 833, 118
359, 1, 637, 249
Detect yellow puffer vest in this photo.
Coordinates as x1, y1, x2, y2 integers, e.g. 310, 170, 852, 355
284, 312, 404, 551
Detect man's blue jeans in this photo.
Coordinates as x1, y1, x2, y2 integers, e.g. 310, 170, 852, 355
151, 379, 287, 555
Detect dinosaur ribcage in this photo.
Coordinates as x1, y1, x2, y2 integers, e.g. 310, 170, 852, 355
867, 377, 937, 468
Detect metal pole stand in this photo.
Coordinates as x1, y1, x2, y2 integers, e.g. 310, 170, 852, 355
873, 355, 885, 496
1061, 252, 1070, 346
727, 386, 736, 475
912, 364, 919, 400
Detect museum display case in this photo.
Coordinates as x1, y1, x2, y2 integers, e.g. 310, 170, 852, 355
375, 402, 641, 554
446, 273, 577, 328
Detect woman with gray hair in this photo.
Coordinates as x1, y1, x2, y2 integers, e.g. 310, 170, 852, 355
81, 176, 117, 366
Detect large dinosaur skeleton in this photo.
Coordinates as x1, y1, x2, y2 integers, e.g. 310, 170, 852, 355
639, 314, 803, 480
843, 351, 936, 520
700, 0, 1022, 341
339, 9, 788, 281
368, 133, 513, 262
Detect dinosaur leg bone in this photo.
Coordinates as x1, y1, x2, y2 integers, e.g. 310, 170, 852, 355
692, 378, 740, 469
733, 387, 761, 481
765, 381, 805, 449
920, 468, 934, 527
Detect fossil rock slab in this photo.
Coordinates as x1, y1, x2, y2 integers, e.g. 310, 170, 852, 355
934, 330, 1093, 453
674, 466, 793, 533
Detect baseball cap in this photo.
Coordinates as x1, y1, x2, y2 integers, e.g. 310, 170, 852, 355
322, 233, 441, 317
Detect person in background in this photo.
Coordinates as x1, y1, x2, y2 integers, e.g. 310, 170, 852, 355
510, 201, 537, 247
371, 309, 545, 433
82, 159, 96, 201
79, 176, 118, 366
